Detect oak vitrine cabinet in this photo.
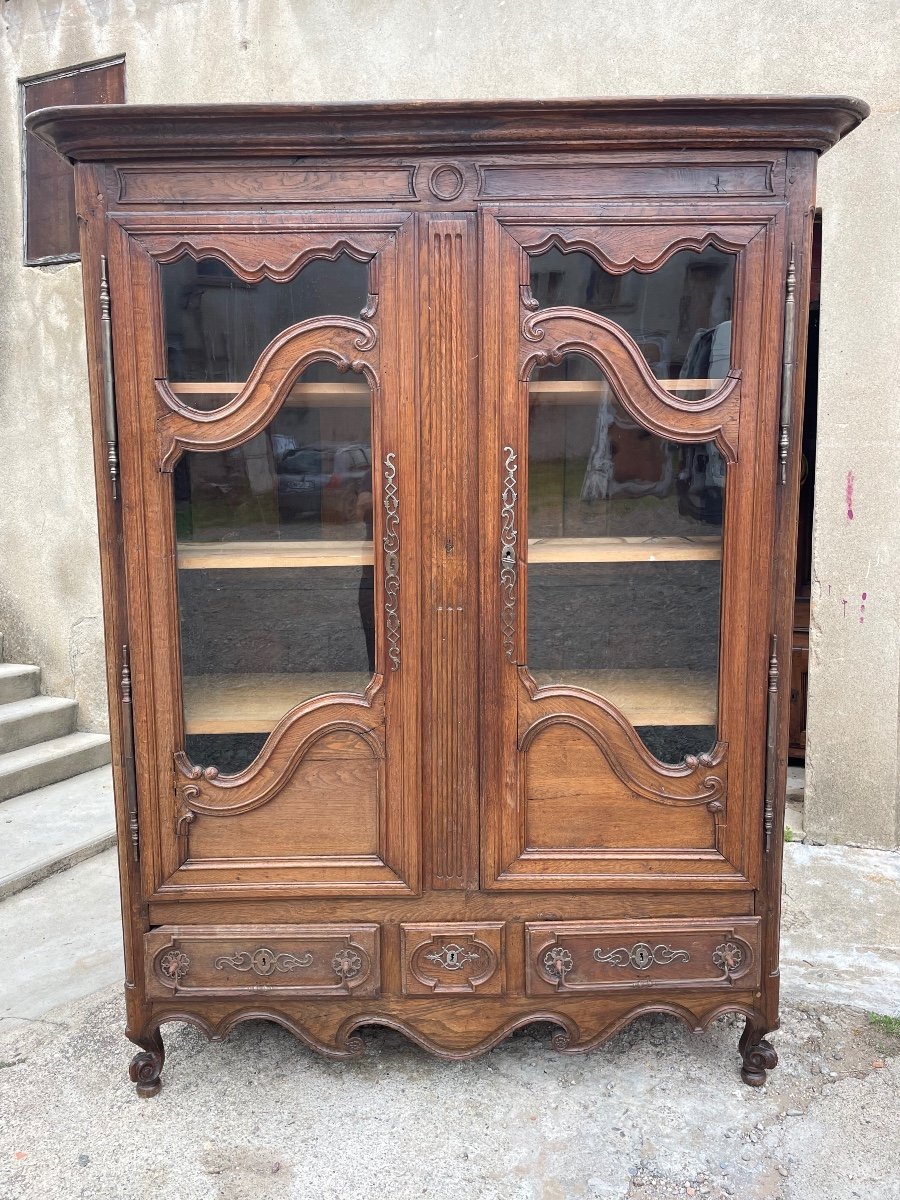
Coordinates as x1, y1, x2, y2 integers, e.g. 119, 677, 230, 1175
28, 98, 867, 1094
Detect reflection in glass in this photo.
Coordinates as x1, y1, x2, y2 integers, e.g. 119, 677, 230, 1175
175, 363, 374, 774
529, 245, 734, 400
526, 355, 724, 764
161, 253, 368, 409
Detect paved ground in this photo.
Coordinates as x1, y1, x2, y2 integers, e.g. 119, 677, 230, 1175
0, 841, 898, 1200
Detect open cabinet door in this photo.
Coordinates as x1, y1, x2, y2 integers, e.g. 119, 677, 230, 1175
107, 213, 420, 903
481, 209, 784, 894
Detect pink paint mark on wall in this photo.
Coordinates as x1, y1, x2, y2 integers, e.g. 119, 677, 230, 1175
860, 591, 867, 624
846, 470, 855, 520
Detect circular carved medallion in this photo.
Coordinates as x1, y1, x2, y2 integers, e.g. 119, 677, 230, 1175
428, 163, 465, 201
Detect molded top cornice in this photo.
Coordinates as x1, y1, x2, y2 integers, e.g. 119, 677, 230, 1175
26, 96, 869, 162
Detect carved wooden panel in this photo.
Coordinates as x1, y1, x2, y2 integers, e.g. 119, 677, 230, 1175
145, 924, 379, 999
401, 923, 505, 995
420, 215, 480, 889
117, 164, 418, 205
526, 919, 760, 995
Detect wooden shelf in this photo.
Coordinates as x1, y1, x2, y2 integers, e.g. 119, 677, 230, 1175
168, 381, 370, 407
530, 668, 717, 726
182, 669, 714, 734
178, 540, 373, 570
177, 536, 720, 570
183, 672, 371, 734
528, 536, 721, 564
528, 379, 721, 401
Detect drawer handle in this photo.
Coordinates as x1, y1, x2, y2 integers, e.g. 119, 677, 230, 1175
712, 941, 745, 980
593, 942, 691, 971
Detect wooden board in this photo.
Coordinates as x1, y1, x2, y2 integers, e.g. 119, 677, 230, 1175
183, 672, 372, 733
169, 381, 371, 407
528, 536, 721, 564
178, 540, 373, 570
177, 536, 720, 570
528, 379, 721, 400
529, 668, 717, 725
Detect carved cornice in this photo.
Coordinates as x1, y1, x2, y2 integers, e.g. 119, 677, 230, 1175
520, 306, 740, 462
28, 97, 868, 162
156, 315, 378, 470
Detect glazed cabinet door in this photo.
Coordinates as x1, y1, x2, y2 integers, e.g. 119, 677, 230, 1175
108, 214, 419, 900
480, 209, 785, 891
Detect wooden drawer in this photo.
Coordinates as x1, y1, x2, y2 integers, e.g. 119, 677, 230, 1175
526, 918, 760, 995
145, 924, 379, 999
400, 923, 506, 995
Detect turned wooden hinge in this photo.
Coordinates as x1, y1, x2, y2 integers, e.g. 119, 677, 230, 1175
120, 645, 140, 861
778, 244, 797, 485
100, 255, 120, 500
763, 634, 779, 851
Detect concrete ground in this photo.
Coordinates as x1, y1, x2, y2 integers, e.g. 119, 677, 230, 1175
1, 842, 898, 1200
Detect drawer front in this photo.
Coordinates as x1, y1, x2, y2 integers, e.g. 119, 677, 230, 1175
145, 924, 379, 999
526, 918, 760, 995
400, 923, 506, 995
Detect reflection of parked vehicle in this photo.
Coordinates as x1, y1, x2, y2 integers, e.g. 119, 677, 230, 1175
277, 442, 371, 522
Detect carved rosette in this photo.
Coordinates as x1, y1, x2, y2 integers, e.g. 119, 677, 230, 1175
500, 446, 518, 661
382, 452, 401, 670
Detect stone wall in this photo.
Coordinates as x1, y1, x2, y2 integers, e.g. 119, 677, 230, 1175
1, 0, 897, 846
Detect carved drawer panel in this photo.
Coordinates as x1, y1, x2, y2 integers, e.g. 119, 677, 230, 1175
400, 923, 505, 995
145, 924, 379, 1000
526, 918, 760, 996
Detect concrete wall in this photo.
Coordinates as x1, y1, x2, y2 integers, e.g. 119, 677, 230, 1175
1, 0, 897, 847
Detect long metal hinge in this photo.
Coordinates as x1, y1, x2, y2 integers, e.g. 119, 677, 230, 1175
778, 244, 797, 485
120, 645, 140, 861
763, 634, 779, 851
100, 255, 120, 500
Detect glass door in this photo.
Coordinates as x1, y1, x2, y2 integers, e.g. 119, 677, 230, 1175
113, 221, 418, 898
482, 212, 778, 890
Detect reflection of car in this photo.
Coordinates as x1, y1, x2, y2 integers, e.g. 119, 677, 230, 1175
277, 442, 371, 522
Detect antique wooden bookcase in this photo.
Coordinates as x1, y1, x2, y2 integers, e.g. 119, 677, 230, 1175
29, 98, 867, 1095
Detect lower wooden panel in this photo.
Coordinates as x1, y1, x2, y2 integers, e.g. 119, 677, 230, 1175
145, 924, 379, 999
525, 918, 760, 996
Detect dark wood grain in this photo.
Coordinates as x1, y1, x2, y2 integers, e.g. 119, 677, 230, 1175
62, 97, 861, 1094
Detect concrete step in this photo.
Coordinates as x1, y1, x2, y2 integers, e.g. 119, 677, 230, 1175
0, 766, 115, 900
0, 695, 78, 755
0, 663, 41, 705
0, 732, 110, 803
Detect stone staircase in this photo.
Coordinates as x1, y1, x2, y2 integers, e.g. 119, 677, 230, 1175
0, 636, 113, 899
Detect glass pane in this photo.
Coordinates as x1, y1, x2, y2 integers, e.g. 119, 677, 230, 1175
526, 354, 723, 764
529, 245, 735, 400
161, 254, 368, 409
176, 363, 374, 774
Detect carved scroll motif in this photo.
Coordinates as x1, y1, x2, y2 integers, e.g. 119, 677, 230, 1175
500, 446, 519, 661
382, 452, 401, 671
593, 943, 691, 971
214, 947, 314, 977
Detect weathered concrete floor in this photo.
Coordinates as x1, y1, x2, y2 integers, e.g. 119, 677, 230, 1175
0, 841, 898, 1199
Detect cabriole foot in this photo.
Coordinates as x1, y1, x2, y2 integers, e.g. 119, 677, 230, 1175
129, 1029, 165, 1098
739, 1018, 778, 1087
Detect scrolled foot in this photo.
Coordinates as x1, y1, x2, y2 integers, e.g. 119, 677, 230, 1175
129, 1029, 165, 1098
739, 1018, 778, 1087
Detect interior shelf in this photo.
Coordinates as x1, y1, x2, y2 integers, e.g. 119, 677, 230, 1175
182, 668, 715, 734
183, 672, 372, 734
528, 379, 722, 400
168, 381, 371, 407
530, 668, 717, 726
177, 535, 721, 570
